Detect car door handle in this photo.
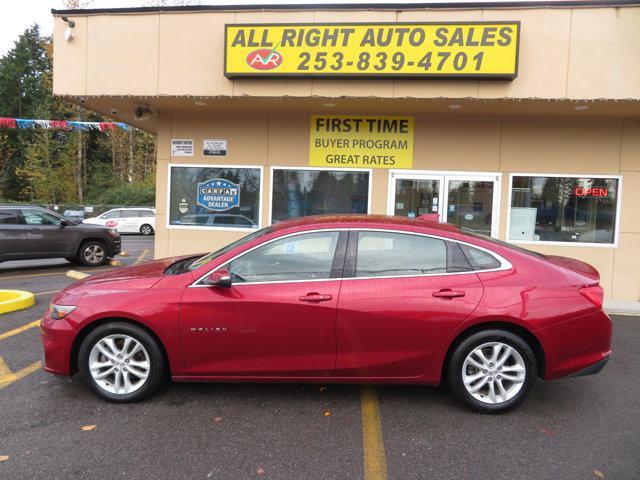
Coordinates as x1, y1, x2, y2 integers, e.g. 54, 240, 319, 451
299, 292, 333, 302
432, 289, 465, 298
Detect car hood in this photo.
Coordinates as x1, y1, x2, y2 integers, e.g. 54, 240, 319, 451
63, 255, 192, 293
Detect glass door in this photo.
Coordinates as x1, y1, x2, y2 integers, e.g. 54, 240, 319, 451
389, 171, 501, 237
389, 173, 444, 219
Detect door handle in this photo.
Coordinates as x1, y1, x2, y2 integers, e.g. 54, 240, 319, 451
299, 292, 333, 302
432, 289, 465, 298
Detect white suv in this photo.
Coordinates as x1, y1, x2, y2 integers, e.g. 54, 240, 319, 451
84, 207, 156, 235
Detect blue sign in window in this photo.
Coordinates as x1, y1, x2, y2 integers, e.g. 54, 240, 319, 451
197, 178, 240, 212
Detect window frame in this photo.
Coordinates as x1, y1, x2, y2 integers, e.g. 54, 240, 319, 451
167, 163, 264, 232
506, 172, 623, 249
190, 227, 511, 288
268, 166, 373, 225
343, 228, 511, 280
190, 228, 350, 287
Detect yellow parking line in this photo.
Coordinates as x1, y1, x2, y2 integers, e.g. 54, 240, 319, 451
0, 267, 116, 281
361, 386, 388, 480
0, 319, 41, 342
133, 249, 150, 265
0, 357, 42, 390
34, 289, 61, 296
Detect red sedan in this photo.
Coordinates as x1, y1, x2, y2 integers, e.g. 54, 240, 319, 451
41, 215, 611, 412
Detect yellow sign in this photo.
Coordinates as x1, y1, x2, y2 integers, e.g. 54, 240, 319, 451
225, 22, 520, 79
309, 115, 414, 169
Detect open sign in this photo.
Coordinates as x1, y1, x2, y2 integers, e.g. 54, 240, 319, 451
575, 187, 609, 197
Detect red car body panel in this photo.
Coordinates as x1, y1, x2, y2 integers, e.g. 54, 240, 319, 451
41, 215, 612, 386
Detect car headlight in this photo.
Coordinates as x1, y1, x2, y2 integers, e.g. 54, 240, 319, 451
49, 304, 77, 320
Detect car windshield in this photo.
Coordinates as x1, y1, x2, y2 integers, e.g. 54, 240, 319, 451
165, 226, 273, 275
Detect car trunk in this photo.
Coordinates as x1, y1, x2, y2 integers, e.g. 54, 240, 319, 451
545, 255, 600, 286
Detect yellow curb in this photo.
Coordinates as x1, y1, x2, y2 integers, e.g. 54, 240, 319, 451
108, 259, 123, 266
118, 251, 130, 257
0, 290, 35, 315
66, 270, 90, 280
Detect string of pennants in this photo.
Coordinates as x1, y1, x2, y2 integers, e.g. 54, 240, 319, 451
0, 117, 130, 131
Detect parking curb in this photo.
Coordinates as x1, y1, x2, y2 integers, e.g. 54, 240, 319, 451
0, 290, 36, 315
66, 270, 90, 280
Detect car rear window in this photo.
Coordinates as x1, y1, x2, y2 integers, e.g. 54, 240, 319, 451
464, 232, 546, 260
0, 209, 20, 224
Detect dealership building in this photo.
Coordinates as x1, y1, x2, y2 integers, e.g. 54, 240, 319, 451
51, 1, 640, 304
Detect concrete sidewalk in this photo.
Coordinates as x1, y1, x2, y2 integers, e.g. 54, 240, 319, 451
605, 300, 640, 316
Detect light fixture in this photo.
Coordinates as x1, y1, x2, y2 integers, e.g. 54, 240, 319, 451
194, 101, 206, 106
134, 105, 153, 121
61, 16, 75, 41
574, 105, 589, 111
323, 103, 335, 108
448, 104, 462, 109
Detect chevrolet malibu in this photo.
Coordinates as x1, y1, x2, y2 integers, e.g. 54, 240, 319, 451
41, 215, 611, 412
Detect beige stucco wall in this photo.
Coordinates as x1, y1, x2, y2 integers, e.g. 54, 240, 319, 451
155, 111, 639, 301
53, 6, 640, 101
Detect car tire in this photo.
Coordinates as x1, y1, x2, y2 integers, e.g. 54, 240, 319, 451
78, 322, 165, 402
77, 240, 108, 267
140, 224, 154, 236
447, 329, 538, 413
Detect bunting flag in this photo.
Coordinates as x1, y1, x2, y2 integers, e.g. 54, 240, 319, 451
0, 117, 130, 132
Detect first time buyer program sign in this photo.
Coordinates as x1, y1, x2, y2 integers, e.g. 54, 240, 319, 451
310, 115, 414, 169
225, 22, 520, 79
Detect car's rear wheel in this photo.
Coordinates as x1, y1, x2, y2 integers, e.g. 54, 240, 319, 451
140, 224, 154, 236
447, 329, 537, 413
78, 322, 165, 402
77, 241, 107, 266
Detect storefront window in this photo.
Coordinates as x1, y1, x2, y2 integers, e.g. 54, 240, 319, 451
169, 165, 261, 229
271, 168, 369, 223
509, 175, 619, 244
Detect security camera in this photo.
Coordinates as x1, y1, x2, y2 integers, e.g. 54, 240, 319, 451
110, 108, 118, 115
134, 106, 152, 121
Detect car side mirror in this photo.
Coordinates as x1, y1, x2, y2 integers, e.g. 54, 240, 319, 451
202, 269, 233, 288
60, 219, 71, 227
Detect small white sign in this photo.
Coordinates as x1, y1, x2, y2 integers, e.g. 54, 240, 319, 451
84, 206, 94, 213
171, 139, 194, 157
203, 139, 228, 156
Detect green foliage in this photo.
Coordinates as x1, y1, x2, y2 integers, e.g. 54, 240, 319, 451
0, 25, 156, 206
93, 183, 156, 206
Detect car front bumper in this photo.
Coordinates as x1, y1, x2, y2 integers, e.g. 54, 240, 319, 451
40, 310, 76, 376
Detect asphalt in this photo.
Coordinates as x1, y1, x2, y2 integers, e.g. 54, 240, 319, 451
0, 236, 638, 479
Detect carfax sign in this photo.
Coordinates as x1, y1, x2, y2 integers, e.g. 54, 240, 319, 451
225, 22, 520, 79
197, 178, 240, 211
310, 115, 414, 169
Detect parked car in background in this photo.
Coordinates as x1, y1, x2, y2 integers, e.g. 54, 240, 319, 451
41, 215, 611, 412
0, 205, 121, 266
63, 209, 85, 223
84, 207, 155, 235
174, 213, 256, 228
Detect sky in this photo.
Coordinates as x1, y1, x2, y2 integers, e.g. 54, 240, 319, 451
0, 0, 577, 57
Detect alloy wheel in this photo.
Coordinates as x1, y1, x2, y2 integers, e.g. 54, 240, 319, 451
83, 244, 105, 264
88, 334, 151, 395
461, 341, 526, 404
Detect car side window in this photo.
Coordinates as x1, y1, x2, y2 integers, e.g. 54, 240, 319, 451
0, 209, 21, 224
459, 244, 501, 270
224, 231, 340, 283
120, 210, 139, 218
22, 209, 61, 226
102, 210, 121, 219
355, 231, 448, 277
139, 210, 155, 217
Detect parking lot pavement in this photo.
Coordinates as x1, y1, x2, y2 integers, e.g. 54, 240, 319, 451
1, 241, 638, 479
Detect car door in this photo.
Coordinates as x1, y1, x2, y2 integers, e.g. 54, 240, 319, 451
118, 210, 139, 233
336, 229, 484, 378
179, 230, 347, 377
20, 208, 74, 257
0, 208, 27, 261
100, 209, 122, 230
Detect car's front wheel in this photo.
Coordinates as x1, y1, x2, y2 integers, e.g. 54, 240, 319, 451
77, 241, 108, 266
140, 224, 154, 236
447, 329, 538, 413
77, 322, 165, 402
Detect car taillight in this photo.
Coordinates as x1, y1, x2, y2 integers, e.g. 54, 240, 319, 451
579, 285, 604, 309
